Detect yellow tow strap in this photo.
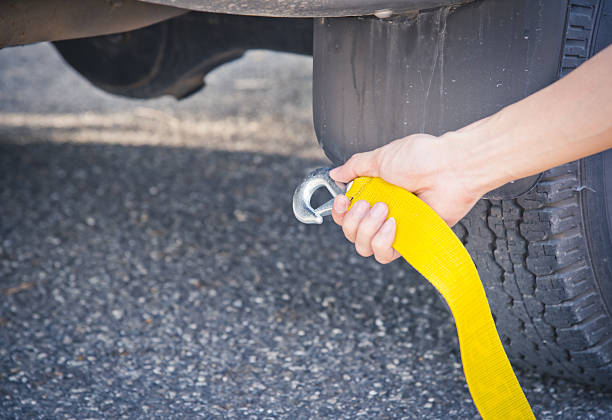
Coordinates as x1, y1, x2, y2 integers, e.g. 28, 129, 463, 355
345, 176, 535, 420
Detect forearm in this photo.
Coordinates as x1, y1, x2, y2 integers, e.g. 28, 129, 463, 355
449, 44, 612, 196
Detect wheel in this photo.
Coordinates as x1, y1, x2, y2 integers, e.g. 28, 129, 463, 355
460, 0, 612, 388
312, 0, 612, 388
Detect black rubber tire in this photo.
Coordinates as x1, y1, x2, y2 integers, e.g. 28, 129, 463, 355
455, 0, 612, 389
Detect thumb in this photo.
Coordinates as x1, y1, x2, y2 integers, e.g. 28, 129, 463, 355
329, 150, 381, 183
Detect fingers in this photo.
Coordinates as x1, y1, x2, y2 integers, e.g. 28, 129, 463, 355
341, 200, 370, 243
372, 218, 401, 264
331, 195, 351, 225
354, 202, 388, 257
329, 149, 381, 183
335, 200, 400, 264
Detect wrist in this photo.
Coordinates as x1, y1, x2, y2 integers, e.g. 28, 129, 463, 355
440, 113, 516, 198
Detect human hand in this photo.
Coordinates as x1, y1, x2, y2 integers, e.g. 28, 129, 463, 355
330, 133, 486, 264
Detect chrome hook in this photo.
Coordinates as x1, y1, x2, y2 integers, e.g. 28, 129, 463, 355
292, 167, 352, 224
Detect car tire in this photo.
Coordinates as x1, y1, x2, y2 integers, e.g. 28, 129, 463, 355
456, 0, 612, 389
312, 0, 612, 388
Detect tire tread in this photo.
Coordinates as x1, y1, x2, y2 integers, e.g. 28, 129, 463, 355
457, 0, 612, 387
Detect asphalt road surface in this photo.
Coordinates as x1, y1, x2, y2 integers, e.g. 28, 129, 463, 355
1, 43, 611, 419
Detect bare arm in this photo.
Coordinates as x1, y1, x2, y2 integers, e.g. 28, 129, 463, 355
457, 43, 612, 196
330, 44, 612, 264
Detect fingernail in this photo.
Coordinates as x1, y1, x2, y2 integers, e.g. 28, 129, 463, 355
381, 217, 396, 234
333, 195, 350, 213
329, 168, 339, 179
370, 202, 387, 218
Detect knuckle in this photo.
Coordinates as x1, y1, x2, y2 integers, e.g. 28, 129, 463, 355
371, 235, 386, 251
374, 148, 385, 169
355, 223, 379, 250
346, 154, 360, 170
355, 244, 372, 257
342, 206, 367, 239
367, 154, 378, 173
359, 154, 372, 171
342, 225, 356, 243
374, 253, 391, 264
354, 153, 371, 173
352, 152, 364, 162
331, 211, 342, 225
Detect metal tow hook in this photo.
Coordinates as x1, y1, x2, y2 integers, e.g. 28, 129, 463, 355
292, 167, 352, 224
